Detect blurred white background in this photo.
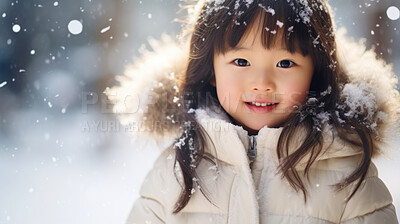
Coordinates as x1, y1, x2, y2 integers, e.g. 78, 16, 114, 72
0, 0, 399, 223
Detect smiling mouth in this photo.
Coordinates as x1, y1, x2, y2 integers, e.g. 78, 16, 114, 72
245, 102, 278, 107
245, 101, 279, 113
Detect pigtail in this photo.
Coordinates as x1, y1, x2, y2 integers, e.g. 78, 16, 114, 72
330, 100, 374, 200
173, 117, 203, 213
172, 36, 219, 213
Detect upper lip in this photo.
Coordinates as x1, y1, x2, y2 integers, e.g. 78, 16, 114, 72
248, 100, 277, 104
243, 94, 279, 104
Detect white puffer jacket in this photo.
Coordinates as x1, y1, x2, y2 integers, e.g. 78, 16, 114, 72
106, 25, 400, 224
126, 108, 397, 223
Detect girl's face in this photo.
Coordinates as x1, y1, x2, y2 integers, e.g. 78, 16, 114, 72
213, 23, 314, 134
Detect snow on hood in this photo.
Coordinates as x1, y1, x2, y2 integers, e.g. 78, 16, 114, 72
336, 29, 400, 148
105, 29, 400, 155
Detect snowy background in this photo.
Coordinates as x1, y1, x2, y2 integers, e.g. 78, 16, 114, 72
0, 0, 399, 223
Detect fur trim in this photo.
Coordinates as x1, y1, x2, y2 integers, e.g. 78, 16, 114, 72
336, 29, 400, 154
105, 34, 188, 141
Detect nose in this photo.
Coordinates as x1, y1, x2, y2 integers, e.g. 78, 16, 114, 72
251, 69, 275, 92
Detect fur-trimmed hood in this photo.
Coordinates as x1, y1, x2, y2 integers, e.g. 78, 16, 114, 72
105, 28, 400, 156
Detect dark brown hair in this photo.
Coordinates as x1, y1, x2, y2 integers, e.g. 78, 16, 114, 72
173, 0, 373, 213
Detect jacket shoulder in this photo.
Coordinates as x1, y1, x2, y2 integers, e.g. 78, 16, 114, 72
342, 204, 398, 224
341, 162, 396, 221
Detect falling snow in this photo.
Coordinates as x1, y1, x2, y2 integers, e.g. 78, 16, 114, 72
258, 4, 275, 15
12, 24, 21, 32
0, 1, 399, 223
276, 20, 284, 28
0, 81, 7, 88
100, 26, 111, 33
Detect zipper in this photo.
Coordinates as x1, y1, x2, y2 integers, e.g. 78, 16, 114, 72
248, 135, 257, 169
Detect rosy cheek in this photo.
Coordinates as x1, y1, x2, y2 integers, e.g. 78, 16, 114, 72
290, 92, 307, 104
286, 85, 309, 105
216, 79, 242, 111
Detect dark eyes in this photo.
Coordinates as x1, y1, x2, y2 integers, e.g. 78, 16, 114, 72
233, 59, 295, 68
233, 58, 250, 66
277, 60, 295, 68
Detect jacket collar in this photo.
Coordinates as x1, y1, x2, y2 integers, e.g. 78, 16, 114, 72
195, 108, 362, 169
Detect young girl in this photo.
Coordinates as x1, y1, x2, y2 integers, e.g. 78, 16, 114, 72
107, 0, 400, 223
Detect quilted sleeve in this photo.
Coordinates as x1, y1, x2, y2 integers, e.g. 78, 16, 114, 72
340, 162, 398, 223
126, 197, 166, 224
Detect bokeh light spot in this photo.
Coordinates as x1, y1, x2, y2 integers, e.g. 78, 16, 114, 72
68, 20, 83, 35
387, 6, 400, 21
12, 24, 21, 33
